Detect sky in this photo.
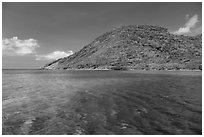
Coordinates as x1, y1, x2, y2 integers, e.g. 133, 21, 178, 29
2, 2, 202, 69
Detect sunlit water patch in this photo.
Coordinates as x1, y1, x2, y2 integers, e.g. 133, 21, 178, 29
2, 70, 202, 135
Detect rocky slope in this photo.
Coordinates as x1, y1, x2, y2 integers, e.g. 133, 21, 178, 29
42, 25, 202, 70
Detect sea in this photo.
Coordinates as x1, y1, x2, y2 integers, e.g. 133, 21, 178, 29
2, 69, 202, 135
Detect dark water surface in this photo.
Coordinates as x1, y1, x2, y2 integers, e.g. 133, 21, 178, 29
2, 70, 202, 135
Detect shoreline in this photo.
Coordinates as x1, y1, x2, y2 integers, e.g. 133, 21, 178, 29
4, 68, 201, 72
39, 68, 202, 76
41, 68, 202, 72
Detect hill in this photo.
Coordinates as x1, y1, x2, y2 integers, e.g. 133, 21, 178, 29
42, 25, 202, 70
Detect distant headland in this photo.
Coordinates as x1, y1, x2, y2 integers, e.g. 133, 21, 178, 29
41, 25, 202, 71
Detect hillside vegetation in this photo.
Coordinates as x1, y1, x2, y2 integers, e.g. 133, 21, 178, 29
42, 25, 202, 70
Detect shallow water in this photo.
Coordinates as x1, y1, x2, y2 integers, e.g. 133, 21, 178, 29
2, 70, 202, 135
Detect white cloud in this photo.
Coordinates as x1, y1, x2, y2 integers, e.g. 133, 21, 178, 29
3, 37, 39, 56
173, 14, 199, 35
187, 26, 202, 36
36, 51, 74, 60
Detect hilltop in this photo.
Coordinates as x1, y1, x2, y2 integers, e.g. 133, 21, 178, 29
42, 25, 202, 70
